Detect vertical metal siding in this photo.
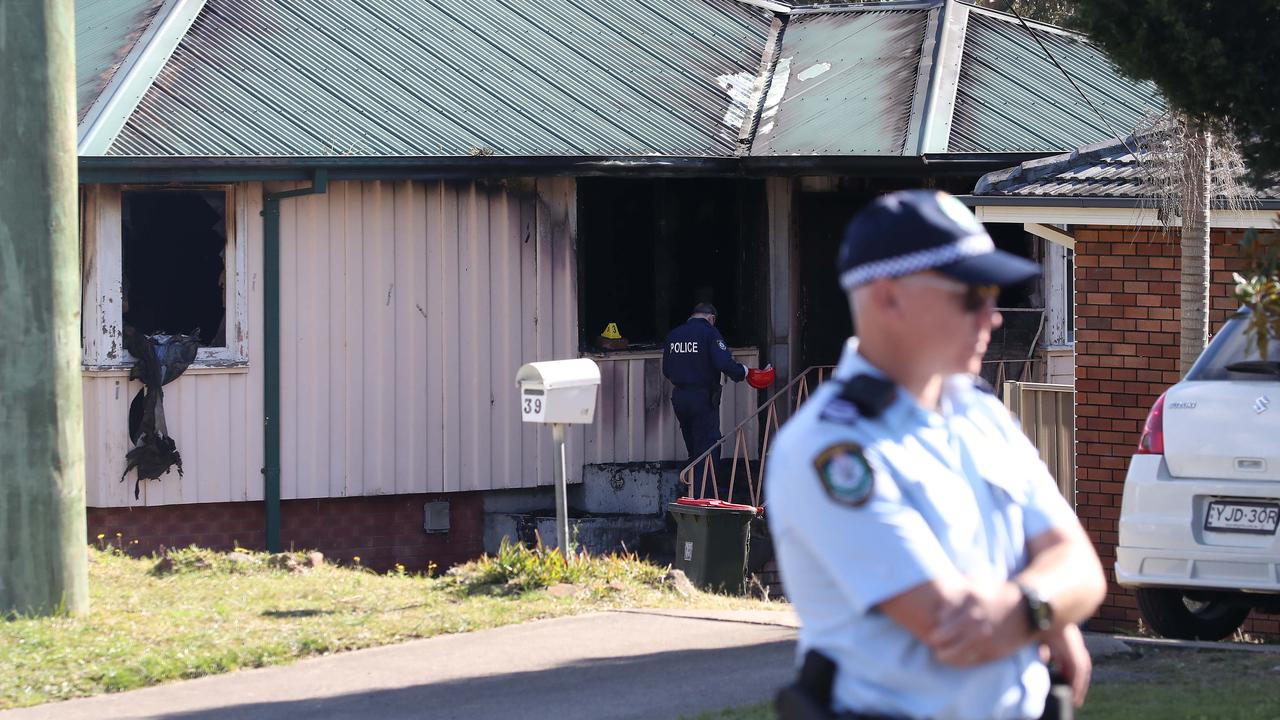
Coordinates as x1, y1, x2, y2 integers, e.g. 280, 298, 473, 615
585, 349, 760, 464
278, 179, 581, 499
84, 177, 760, 506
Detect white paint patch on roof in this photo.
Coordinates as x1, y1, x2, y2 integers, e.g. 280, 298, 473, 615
796, 61, 831, 82
717, 70, 757, 130
754, 56, 791, 135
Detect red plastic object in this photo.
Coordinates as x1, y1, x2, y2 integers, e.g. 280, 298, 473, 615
747, 365, 776, 389
1136, 391, 1166, 455
675, 497, 761, 513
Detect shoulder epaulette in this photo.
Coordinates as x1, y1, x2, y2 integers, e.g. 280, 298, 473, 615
819, 374, 896, 423
971, 375, 996, 396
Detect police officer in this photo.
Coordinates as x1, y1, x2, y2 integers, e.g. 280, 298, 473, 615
766, 190, 1106, 720
663, 303, 768, 499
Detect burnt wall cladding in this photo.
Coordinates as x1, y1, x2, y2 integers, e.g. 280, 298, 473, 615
1074, 225, 1280, 637
87, 492, 485, 573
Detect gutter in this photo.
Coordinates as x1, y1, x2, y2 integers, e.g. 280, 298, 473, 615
78, 152, 1053, 184
958, 195, 1280, 211
260, 170, 328, 553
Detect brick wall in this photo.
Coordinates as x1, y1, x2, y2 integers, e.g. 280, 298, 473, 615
87, 492, 485, 573
1073, 225, 1280, 636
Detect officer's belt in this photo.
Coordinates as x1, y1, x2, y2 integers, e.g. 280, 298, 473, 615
776, 651, 1073, 720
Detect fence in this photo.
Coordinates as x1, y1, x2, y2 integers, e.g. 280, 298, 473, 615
1002, 381, 1076, 507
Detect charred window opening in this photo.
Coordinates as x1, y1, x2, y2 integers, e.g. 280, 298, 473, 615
122, 190, 227, 347
577, 178, 765, 351
983, 222, 1042, 385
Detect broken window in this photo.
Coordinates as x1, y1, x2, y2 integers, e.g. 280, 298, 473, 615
577, 178, 765, 351
121, 189, 228, 348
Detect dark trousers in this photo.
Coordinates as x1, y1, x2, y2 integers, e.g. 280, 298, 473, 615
672, 386, 725, 496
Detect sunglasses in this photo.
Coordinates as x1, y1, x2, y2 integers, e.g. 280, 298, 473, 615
898, 274, 1000, 313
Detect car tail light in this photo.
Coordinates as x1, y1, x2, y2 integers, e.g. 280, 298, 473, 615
1136, 392, 1166, 455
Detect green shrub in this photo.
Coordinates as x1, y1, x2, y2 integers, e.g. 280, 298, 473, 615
1233, 225, 1280, 358
445, 539, 666, 593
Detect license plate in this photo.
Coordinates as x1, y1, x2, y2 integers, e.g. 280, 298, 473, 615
1204, 500, 1280, 534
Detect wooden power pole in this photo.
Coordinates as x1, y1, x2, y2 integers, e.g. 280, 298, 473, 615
0, 0, 89, 616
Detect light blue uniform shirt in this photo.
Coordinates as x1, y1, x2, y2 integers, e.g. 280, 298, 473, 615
765, 339, 1078, 720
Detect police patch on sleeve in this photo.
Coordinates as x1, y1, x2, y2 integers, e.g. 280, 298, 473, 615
813, 443, 874, 507
717, 340, 727, 351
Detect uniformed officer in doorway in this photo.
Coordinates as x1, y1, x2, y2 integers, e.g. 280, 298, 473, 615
766, 190, 1106, 720
663, 303, 770, 499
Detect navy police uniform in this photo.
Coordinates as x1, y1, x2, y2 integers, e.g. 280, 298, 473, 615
765, 191, 1072, 720
662, 311, 747, 484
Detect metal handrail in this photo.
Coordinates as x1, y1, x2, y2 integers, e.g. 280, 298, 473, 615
678, 365, 837, 507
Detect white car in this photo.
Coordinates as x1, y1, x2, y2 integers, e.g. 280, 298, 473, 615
1117, 308, 1280, 640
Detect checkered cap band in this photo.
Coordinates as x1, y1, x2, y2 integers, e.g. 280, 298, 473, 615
838, 234, 995, 290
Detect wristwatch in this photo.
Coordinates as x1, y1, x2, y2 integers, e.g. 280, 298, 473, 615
1016, 581, 1054, 633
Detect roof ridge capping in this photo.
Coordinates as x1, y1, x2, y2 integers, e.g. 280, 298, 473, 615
751, 0, 946, 16
974, 134, 1139, 195
731, 0, 795, 14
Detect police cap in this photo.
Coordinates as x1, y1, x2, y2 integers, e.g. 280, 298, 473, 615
836, 190, 1041, 291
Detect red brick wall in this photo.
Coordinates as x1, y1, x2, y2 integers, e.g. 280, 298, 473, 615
87, 492, 485, 573
1074, 225, 1280, 636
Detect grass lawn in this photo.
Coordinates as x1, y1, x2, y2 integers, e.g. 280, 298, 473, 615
687, 643, 1280, 720
0, 544, 779, 710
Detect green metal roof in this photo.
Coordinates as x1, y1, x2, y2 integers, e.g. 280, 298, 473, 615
750, 9, 929, 156
949, 9, 1165, 153
104, 0, 773, 157
75, 0, 163, 120
76, 0, 1169, 162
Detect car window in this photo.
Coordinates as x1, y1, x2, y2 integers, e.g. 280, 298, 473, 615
1185, 312, 1280, 381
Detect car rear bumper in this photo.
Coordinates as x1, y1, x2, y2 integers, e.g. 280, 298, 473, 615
1116, 454, 1280, 594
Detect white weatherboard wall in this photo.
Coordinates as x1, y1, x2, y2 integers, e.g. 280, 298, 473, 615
81, 183, 266, 507
277, 179, 580, 498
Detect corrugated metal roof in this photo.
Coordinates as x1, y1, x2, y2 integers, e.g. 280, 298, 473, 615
750, 9, 928, 156
80, 0, 1173, 161
949, 10, 1165, 153
75, 0, 164, 121
974, 135, 1280, 199
106, 0, 773, 157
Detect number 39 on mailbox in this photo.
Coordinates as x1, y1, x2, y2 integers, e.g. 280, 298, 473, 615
514, 358, 601, 424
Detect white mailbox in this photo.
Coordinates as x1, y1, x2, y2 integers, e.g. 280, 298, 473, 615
515, 358, 600, 424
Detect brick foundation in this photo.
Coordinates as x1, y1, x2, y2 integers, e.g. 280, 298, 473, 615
87, 492, 485, 573
1074, 225, 1280, 637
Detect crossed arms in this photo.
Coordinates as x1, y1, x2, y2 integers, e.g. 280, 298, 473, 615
878, 522, 1106, 705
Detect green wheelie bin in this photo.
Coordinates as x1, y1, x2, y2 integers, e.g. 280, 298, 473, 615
668, 498, 759, 593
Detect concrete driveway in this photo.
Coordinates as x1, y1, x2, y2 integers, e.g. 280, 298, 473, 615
1, 609, 799, 720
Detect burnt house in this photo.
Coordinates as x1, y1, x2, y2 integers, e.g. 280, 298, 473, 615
75, 0, 1160, 568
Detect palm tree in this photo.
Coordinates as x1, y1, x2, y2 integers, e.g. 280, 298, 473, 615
1138, 115, 1254, 375
1178, 126, 1211, 374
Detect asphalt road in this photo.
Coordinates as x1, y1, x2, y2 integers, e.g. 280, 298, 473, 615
1, 610, 799, 720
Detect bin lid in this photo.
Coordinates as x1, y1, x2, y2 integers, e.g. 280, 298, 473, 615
674, 497, 760, 513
